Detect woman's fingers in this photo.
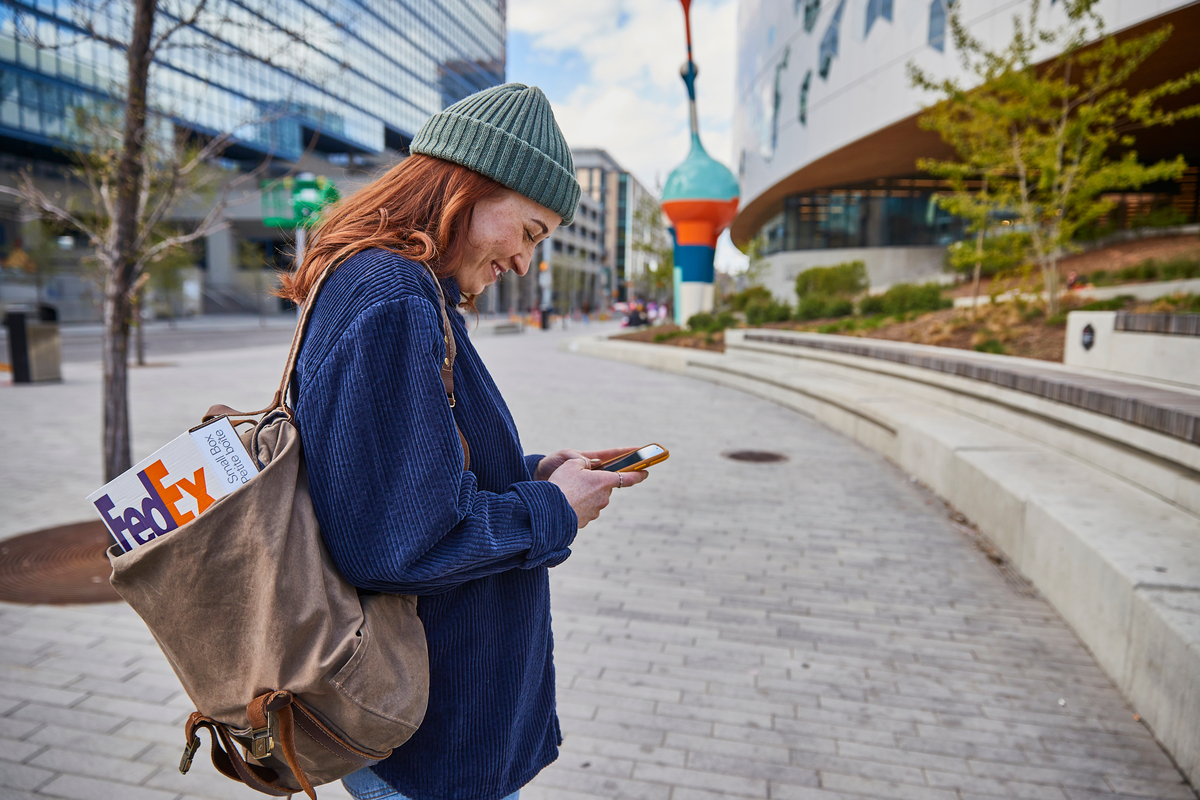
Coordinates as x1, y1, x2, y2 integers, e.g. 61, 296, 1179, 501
611, 469, 649, 488
580, 446, 642, 464
548, 458, 647, 529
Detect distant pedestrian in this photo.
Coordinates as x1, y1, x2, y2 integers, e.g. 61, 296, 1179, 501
278, 83, 649, 800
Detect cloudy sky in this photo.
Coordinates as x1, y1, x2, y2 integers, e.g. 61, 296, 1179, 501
506, 0, 748, 271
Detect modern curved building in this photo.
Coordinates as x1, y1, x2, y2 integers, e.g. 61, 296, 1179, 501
731, 0, 1200, 300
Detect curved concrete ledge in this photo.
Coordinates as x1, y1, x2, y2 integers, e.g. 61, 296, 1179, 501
565, 330, 1200, 789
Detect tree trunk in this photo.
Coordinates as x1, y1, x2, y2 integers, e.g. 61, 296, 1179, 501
1043, 253, 1061, 316
971, 227, 984, 318
102, 276, 132, 481
103, 0, 156, 480
135, 289, 146, 366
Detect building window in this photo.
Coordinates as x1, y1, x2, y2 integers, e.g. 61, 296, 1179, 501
929, 0, 948, 52
865, 0, 892, 37
763, 178, 967, 254
818, 0, 845, 80
799, 70, 812, 125
798, 0, 820, 33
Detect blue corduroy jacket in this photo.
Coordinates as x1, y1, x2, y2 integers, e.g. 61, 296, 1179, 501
294, 249, 578, 800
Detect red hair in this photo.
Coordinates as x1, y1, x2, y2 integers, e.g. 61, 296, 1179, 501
278, 155, 503, 304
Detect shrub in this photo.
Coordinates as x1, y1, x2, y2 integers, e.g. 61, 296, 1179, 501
1079, 295, 1136, 312
1161, 257, 1200, 281
1130, 207, 1187, 229
686, 310, 737, 333
859, 294, 885, 315
746, 298, 792, 325
726, 285, 773, 312
828, 297, 854, 318
794, 295, 829, 321
876, 282, 952, 316
1109, 258, 1200, 284
974, 339, 1006, 354
795, 260, 868, 299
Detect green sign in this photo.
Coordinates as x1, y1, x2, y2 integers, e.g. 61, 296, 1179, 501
262, 175, 340, 229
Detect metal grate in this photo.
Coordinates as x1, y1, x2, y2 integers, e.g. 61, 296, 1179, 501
723, 450, 789, 463
0, 521, 120, 605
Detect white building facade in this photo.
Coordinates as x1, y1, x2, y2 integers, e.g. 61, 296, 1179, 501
731, 0, 1200, 302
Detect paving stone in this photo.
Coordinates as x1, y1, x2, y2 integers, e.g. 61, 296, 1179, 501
35, 774, 177, 800
820, 770, 958, 800
923, 769, 1070, 799
28, 747, 157, 784
0, 738, 45, 763
8, 705, 120, 735
0, 679, 87, 709
25, 725, 150, 760
0, 759, 56, 791
2, 326, 1196, 800
631, 762, 767, 796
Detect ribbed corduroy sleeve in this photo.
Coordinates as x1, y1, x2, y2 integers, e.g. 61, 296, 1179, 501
297, 295, 577, 594
524, 453, 545, 479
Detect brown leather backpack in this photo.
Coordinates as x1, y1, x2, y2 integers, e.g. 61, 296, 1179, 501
108, 262, 466, 798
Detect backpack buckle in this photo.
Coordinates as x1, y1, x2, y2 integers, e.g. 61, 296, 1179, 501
179, 734, 200, 774
249, 712, 274, 759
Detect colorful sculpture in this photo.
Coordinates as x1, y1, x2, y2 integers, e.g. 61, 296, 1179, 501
662, 0, 740, 325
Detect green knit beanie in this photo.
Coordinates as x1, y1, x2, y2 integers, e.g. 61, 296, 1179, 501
410, 83, 581, 225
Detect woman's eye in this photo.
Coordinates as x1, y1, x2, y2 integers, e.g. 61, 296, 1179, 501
524, 229, 535, 243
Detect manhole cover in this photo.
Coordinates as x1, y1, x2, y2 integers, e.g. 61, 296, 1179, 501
0, 521, 120, 605
723, 450, 788, 463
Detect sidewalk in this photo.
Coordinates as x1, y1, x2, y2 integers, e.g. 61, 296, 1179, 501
1, 324, 1195, 799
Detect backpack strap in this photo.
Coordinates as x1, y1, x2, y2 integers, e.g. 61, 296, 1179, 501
201, 255, 470, 470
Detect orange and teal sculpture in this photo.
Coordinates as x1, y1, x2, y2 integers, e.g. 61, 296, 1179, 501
662, 0, 739, 325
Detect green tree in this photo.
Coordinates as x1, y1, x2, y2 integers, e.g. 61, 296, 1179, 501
742, 233, 769, 289
910, 0, 1200, 315
631, 194, 674, 303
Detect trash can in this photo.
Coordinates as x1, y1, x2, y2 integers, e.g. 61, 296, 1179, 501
5, 304, 62, 383
540, 306, 552, 330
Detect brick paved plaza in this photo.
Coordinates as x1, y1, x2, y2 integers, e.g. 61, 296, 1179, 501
1, 322, 1194, 799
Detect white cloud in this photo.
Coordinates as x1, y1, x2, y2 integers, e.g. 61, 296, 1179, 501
509, 0, 739, 195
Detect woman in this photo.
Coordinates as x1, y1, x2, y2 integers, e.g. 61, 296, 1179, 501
279, 84, 648, 800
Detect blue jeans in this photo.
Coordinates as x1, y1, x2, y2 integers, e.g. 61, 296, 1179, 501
341, 767, 519, 800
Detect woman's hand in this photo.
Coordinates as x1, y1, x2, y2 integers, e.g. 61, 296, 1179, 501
534, 447, 643, 480
547, 456, 648, 528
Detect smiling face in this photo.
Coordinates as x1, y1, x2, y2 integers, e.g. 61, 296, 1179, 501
451, 189, 561, 295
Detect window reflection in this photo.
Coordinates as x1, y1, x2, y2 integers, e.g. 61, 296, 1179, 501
798, 69, 811, 125
929, 0, 948, 52
818, 0, 845, 80
0, 0, 506, 159
800, 0, 820, 33
762, 179, 967, 254
865, 0, 892, 37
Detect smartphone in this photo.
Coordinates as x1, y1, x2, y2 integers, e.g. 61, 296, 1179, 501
599, 444, 669, 473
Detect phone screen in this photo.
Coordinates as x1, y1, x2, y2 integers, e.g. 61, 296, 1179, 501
601, 445, 664, 472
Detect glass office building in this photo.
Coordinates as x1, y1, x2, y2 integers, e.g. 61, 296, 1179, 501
0, 0, 505, 161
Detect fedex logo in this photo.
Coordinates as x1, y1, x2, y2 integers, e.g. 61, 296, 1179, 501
93, 460, 215, 551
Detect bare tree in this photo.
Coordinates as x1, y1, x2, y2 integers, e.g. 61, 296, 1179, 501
2, 0, 341, 479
